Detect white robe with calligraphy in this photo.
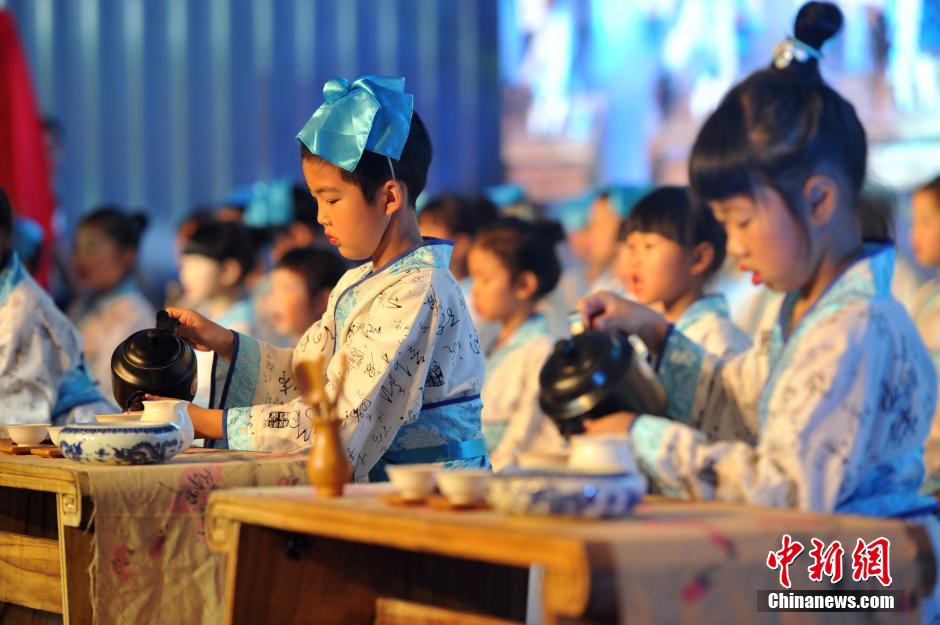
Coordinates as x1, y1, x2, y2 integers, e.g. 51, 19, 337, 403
212, 240, 487, 482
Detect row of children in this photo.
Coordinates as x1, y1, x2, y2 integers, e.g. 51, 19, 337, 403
3, 3, 940, 616
162, 7, 940, 619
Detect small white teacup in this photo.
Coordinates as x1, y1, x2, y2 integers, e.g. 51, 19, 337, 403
568, 434, 637, 474
7, 424, 48, 446
435, 469, 492, 506
386, 464, 440, 502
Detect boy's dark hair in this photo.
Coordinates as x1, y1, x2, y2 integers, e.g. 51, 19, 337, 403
301, 111, 432, 206
916, 175, 940, 205
79, 205, 149, 250
474, 217, 563, 299
291, 183, 324, 238
419, 193, 499, 237
689, 2, 864, 232
183, 219, 257, 281
620, 186, 727, 276
0, 187, 12, 256
275, 245, 348, 298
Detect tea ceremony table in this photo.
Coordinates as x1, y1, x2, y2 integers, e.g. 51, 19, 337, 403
206, 487, 936, 625
0, 446, 307, 625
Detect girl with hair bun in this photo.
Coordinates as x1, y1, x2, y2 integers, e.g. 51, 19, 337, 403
581, 4, 940, 614
69, 206, 156, 400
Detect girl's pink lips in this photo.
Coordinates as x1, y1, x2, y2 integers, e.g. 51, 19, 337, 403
326, 234, 339, 246
738, 262, 763, 286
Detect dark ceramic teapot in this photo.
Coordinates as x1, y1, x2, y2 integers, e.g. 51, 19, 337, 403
538, 330, 667, 436
110, 310, 198, 411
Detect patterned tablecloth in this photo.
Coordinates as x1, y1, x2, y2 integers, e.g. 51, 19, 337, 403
3, 448, 308, 625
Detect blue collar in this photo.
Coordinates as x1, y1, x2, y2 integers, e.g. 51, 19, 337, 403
0, 252, 27, 307
485, 313, 550, 374
675, 294, 730, 333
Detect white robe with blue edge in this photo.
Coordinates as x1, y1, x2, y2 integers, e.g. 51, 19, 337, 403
211, 240, 487, 482
675, 293, 751, 360
0, 253, 113, 427
630, 246, 937, 516
481, 314, 566, 471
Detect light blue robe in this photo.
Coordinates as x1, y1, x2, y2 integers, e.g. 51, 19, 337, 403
68, 277, 155, 402
210, 240, 487, 482
631, 246, 937, 515
0, 253, 113, 426
481, 314, 566, 471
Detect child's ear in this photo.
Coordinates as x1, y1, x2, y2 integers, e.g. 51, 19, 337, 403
381, 179, 406, 216
689, 242, 715, 278
219, 258, 243, 288
513, 270, 539, 300
803, 175, 839, 226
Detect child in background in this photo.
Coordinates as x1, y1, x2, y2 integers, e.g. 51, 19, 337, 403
617, 186, 750, 360
468, 217, 567, 471
0, 188, 112, 426
581, 186, 644, 296
178, 219, 258, 406
418, 193, 500, 345
69, 207, 156, 399
269, 246, 347, 343
163, 75, 487, 481
910, 175, 940, 490
581, 8, 940, 615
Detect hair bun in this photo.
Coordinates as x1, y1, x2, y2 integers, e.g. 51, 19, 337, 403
795, 1, 843, 50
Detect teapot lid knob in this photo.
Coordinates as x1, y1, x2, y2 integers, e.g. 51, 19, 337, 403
155, 309, 179, 335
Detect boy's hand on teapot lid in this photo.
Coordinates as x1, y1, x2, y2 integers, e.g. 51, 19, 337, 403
164, 307, 233, 356
579, 291, 633, 333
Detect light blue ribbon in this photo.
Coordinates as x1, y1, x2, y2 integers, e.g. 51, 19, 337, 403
296, 75, 414, 172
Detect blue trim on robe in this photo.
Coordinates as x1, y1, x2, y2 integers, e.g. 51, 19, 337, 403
656, 330, 703, 423
368, 394, 488, 481
757, 244, 893, 427
0, 252, 27, 306
50, 363, 109, 423
331, 239, 454, 354
216, 333, 261, 409
225, 407, 254, 451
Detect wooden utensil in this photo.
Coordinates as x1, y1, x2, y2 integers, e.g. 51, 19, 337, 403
294, 357, 352, 498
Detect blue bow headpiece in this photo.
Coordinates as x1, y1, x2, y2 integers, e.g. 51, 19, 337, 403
296, 75, 414, 172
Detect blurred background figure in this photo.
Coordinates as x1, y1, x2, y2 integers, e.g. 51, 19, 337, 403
68, 206, 155, 400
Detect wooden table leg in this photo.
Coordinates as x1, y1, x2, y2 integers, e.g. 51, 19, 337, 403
55, 496, 92, 625
225, 524, 530, 625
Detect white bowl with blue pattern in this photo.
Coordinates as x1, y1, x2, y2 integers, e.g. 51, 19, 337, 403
58, 422, 185, 465
487, 468, 646, 518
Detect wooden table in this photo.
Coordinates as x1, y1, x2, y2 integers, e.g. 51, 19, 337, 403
0, 447, 307, 625
206, 486, 937, 625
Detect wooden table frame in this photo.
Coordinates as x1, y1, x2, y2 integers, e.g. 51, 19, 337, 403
207, 487, 624, 625
0, 461, 94, 624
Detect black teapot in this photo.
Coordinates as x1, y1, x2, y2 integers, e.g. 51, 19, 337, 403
538, 330, 667, 436
110, 310, 198, 411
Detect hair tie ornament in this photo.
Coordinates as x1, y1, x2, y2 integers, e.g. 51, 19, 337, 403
297, 75, 414, 172
773, 37, 823, 70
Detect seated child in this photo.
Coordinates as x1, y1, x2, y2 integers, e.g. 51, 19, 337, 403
68, 207, 156, 399
269, 245, 347, 343
0, 188, 112, 426
580, 8, 940, 617
468, 217, 567, 471
163, 75, 488, 481
616, 186, 750, 359
178, 219, 258, 406
910, 175, 940, 489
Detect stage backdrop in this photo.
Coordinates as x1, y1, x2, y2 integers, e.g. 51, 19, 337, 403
5, 0, 501, 229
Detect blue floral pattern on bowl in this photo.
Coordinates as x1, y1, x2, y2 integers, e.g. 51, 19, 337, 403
58, 423, 184, 465
487, 468, 646, 518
